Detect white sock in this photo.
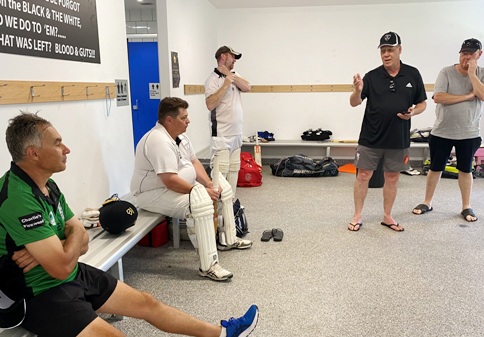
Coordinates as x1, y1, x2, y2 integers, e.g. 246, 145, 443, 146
219, 327, 227, 337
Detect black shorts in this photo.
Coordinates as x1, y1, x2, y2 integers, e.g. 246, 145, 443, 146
22, 263, 117, 337
429, 135, 481, 173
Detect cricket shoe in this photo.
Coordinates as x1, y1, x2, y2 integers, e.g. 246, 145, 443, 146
222, 304, 259, 337
217, 237, 252, 251
198, 261, 233, 281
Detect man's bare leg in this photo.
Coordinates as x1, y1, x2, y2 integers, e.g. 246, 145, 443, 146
458, 171, 477, 221
80, 281, 222, 337
382, 171, 403, 231
413, 170, 441, 214
349, 169, 372, 231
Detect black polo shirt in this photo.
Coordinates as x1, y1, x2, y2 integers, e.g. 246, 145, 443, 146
359, 62, 427, 149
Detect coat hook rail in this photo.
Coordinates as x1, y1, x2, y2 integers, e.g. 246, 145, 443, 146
61, 84, 75, 97
85, 85, 98, 96
30, 84, 45, 98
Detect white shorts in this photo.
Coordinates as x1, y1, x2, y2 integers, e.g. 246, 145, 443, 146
210, 135, 242, 157
134, 186, 200, 219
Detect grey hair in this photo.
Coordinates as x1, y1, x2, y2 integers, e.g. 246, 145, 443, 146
6, 111, 51, 163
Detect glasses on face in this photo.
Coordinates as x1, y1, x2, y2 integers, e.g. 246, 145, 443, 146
389, 79, 396, 93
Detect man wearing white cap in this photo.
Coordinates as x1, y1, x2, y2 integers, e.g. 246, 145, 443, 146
349, 32, 427, 232
413, 38, 484, 222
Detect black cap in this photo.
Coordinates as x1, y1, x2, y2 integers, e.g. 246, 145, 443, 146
215, 46, 242, 60
459, 38, 482, 53
99, 200, 138, 235
378, 32, 401, 48
0, 258, 26, 329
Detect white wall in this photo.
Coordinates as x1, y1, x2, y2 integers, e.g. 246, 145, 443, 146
156, 0, 218, 152
0, 0, 133, 214
215, 0, 484, 140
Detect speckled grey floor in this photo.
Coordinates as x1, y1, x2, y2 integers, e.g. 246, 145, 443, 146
111, 166, 484, 336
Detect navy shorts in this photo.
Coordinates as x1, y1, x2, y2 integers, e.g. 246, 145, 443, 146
22, 263, 117, 337
428, 135, 481, 173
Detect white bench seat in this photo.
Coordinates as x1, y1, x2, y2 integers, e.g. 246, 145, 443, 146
241, 140, 429, 163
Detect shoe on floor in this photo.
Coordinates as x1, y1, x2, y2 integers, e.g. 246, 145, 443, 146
272, 228, 284, 241
222, 304, 259, 337
261, 229, 273, 241
348, 223, 362, 231
461, 208, 478, 222
218, 237, 253, 251
380, 222, 404, 232
198, 261, 233, 281
412, 204, 433, 215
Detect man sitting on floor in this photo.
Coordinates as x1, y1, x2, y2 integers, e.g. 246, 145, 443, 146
0, 112, 259, 337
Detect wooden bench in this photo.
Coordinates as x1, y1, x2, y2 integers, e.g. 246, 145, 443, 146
0, 196, 166, 337
241, 140, 429, 164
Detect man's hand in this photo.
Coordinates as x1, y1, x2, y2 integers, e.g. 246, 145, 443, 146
467, 59, 478, 76
353, 73, 363, 93
218, 65, 231, 76
206, 186, 221, 202
397, 107, 413, 120
350, 73, 364, 107
12, 248, 39, 273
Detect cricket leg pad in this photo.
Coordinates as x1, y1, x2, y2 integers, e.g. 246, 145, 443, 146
189, 184, 219, 271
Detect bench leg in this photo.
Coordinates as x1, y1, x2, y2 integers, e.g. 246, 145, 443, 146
107, 259, 124, 321
173, 218, 180, 249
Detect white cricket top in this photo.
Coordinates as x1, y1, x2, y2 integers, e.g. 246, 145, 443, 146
130, 122, 197, 195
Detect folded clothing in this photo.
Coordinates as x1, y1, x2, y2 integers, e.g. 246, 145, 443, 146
301, 128, 332, 141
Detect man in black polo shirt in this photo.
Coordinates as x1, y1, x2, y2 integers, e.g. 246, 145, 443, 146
348, 32, 427, 232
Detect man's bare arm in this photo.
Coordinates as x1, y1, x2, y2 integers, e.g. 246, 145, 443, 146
23, 217, 88, 280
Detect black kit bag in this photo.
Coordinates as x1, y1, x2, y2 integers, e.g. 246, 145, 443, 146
233, 199, 249, 238
270, 154, 339, 177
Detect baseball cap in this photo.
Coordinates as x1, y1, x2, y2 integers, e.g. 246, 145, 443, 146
215, 46, 242, 60
99, 200, 138, 235
378, 32, 401, 48
459, 38, 482, 53
0, 257, 26, 329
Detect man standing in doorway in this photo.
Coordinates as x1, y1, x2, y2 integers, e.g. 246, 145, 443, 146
412, 38, 484, 222
348, 32, 427, 232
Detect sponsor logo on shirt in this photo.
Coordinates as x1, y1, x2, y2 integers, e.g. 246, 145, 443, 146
59, 207, 65, 221
19, 212, 45, 230
406, 83, 413, 88
49, 211, 56, 226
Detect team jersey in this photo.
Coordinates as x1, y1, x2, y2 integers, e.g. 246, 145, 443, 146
0, 162, 77, 296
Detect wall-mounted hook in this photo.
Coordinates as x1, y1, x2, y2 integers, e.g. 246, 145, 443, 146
86, 85, 98, 96
61, 84, 75, 97
30, 84, 45, 98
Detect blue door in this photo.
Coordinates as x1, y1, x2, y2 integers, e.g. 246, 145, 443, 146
127, 42, 160, 148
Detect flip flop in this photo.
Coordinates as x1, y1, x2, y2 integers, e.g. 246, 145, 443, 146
412, 204, 433, 215
461, 208, 478, 222
272, 228, 284, 241
380, 222, 404, 232
261, 229, 273, 242
348, 223, 362, 231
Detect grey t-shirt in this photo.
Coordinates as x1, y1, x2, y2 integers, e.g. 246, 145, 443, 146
431, 65, 484, 140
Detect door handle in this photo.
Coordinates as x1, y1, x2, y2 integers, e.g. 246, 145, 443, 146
133, 99, 139, 110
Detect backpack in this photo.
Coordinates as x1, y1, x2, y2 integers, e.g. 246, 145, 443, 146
237, 152, 262, 187
233, 199, 249, 237
270, 154, 339, 177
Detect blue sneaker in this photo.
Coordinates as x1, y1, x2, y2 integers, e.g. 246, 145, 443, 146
221, 304, 259, 337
